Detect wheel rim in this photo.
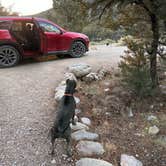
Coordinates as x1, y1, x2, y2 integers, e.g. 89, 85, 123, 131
0, 47, 18, 66
71, 42, 86, 57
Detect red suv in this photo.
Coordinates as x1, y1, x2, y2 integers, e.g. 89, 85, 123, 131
0, 17, 89, 67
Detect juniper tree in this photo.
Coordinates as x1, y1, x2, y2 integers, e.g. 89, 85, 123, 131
86, 0, 166, 88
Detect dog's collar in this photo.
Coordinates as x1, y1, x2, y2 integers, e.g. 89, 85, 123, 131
64, 93, 73, 96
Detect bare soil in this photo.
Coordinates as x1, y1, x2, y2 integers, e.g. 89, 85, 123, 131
74, 73, 166, 166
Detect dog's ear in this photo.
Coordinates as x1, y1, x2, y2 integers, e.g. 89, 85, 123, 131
66, 79, 70, 84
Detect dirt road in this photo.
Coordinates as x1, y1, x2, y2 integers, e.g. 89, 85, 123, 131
0, 45, 126, 166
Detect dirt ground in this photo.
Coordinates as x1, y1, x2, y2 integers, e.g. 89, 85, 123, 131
0, 45, 125, 166
74, 73, 166, 166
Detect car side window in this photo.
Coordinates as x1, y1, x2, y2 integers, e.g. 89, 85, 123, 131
11, 21, 23, 31
0, 21, 12, 30
38, 21, 61, 34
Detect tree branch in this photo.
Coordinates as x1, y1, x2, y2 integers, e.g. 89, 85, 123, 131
98, 0, 115, 19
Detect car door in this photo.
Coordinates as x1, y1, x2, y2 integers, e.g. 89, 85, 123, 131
37, 21, 68, 53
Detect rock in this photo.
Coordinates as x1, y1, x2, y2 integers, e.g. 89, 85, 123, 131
111, 86, 123, 94
81, 117, 91, 126
159, 85, 166, 95
105, 112, 111, 117
103, 81, 110, 87
71, 122, 89, 131
150, 105, 154, 109
76, 140, 105, 156
71, 130, 99, 141
75, 109, 82, 114
147, 115, 158, 121
155, 135, 166, 147
82, 72, 99, 82
76, 158, 113, 166
65, 72, 77, 82
74, 97, 80, 104
148, 125, 160, 135
104, 88, 110, 92
92, 108, 103, 116
74, 115, 79, 122
51, 159, 56, 164
54, 90, 64, 101
54, 83, 66, 101
128, 108, 134, 117
120, 154, 143, 166
68, 63, 92, 77
98, 68, 108, 79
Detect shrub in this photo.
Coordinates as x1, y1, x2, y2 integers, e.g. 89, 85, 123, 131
119, 37, 154, 97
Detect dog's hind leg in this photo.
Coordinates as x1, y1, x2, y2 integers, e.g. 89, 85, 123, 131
50, 137, 55, 156
66, 136, 72, 157
49, 128, 57, 156
63, 127, 72, 156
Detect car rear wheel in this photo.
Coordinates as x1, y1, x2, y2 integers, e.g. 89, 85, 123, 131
0, 45, 20, 68
70, 41, 86, 58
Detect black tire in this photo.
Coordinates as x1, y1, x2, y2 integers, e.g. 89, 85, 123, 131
0, 45, 20, 68
70, 41, 86, 58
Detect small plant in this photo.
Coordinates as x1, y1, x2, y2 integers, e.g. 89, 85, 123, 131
119, 38, 154, 97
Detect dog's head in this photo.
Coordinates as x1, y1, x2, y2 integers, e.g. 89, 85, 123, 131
65, 79, 77, 94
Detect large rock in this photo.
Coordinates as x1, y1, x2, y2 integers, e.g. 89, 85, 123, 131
76, 158, 113, 166
54, 85, 65, 101
76, 140, 105, 156
65, 72, 77, 82
68, 63, 92, 77
148, 125, 160, 135
74, 97, 80, 104
71, 130, 99, 141
120, 154, 143, 166
147, 115, 158, 121
81, 117, 91, 126
71, 122, 89, 131
160, 85, 166, 95
75, 109, 82, 114
82, 72, 99, 82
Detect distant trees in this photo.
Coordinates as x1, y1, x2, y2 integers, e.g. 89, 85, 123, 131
52, 0, 88, 32
0, 3, 18, 16
86, 0, 166, 88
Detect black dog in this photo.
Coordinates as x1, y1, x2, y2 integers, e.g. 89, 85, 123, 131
50, 79, 77, 156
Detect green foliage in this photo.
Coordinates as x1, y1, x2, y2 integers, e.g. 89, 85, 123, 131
119, 38, 154, 97
52, 0, 88, 32
85, 0, 166, 87
90, 39, 115, 45
82, 22, 123, 41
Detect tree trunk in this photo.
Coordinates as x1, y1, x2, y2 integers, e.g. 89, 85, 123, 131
150, 14, 159, 88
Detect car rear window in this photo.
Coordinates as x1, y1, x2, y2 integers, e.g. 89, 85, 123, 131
0, 21, 12, 30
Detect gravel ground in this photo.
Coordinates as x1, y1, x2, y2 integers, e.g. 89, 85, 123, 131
0, 45, 126, 166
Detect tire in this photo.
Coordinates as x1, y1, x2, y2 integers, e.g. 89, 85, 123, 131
70, 41, 86, 58
0, 45, 20, 68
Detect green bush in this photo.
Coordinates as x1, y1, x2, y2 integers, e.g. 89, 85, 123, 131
119, 38, 154, 97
